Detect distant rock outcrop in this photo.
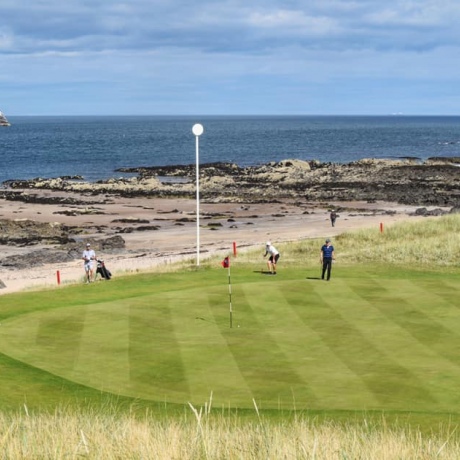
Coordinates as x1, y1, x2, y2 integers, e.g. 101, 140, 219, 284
2, 158, 460, 207
0, 218, 126, 269
0, 219, 71, 245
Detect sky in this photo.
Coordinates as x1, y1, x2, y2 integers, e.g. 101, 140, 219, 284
1, 0, 460, 116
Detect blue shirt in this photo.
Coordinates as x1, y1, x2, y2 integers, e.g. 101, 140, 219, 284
321, 244, 334, 259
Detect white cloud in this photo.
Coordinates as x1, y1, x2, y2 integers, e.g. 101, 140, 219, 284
365, 1, 460, 27
1, 0, 460, 115
247, 9, 339, 36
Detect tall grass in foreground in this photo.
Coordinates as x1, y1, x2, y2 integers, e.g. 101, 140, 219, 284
1, 407, 459, 459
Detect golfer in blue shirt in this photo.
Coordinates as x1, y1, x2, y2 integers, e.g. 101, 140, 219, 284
320, 238, 335, 281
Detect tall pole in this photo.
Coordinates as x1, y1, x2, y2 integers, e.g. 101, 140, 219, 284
192, 124, 204, 266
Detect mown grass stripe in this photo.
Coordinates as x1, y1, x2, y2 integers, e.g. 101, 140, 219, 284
170, 288, 254, 405
74, 302, 131, 393
231, 281, 318, 409
436, 279, 460, 301
309, 279, 438, 410
36, 310, 85, 371
355, 278, 460, 367
281, 280, 381, 410
344, 278, 459, 363
335, 278, 460, 411
128, 295, 190, 399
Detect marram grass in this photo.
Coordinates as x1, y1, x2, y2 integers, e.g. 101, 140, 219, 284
271, 213, 460, 269
338, 214, 460, 267
1, 405, 459, 459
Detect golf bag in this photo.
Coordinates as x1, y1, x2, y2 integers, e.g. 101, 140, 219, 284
95, 259, 112, 280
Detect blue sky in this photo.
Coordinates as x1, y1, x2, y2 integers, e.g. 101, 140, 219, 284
1, 0, 459, 116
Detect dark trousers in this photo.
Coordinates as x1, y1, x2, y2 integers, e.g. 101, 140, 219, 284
322, 258, 332, 280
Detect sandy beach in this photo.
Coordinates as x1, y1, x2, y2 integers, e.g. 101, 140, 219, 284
0, 190, 447, 295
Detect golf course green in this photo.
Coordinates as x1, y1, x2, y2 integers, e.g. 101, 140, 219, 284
0, 259, 459, 416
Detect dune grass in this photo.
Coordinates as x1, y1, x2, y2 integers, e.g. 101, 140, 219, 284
1, 405, 460, 459
0, 214, 460, 457
282, 213, 460, 268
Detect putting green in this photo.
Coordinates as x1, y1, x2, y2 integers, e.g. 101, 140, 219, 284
0, 269, 459, 412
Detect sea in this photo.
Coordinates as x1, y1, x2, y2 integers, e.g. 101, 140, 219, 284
1, 115, 460, 184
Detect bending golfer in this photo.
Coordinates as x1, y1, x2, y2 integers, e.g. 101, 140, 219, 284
82, 242, 96, 283
264, 241, 280, 275
320, 238, 335, 281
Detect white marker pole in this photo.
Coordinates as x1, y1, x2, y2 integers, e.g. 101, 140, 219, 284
192, 124, 204, 266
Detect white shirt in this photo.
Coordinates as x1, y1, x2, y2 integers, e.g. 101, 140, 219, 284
265, 244, 279, 256
82, 249, 96, 264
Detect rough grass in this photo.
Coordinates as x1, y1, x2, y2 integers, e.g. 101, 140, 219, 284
1, 405, 460, 459
280, 213, 460, 268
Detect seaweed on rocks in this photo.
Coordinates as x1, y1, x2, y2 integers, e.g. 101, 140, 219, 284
3, 159, 460, 207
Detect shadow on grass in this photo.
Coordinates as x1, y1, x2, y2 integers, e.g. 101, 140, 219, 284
195, 316, 217, 325
253, 270, 276, 275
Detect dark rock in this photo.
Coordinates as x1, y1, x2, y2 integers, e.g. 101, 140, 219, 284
54, 208, 106, 216
116, 162, 238, 179
61, 235, 126, 255
0, 219, 71, 246
1, 248, 76, 270
415, 208, 428, 215
0, 190, 97, 206
134, 226, 160, 231
116, 228, 134, 234
429, 208, 446, 216
4, 159, 460, 207
427, 157, 460, 163
100, 235, 125, 250
2, 176, 83, 188
111, 218, 150, 224
413, 207, 447, 217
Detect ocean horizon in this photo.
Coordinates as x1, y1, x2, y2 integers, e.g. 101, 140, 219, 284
1, 115, 460, 185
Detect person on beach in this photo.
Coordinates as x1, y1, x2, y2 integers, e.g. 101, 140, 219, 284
330, 210, 337, 227
264, 241, 280, 275
82, 243, 96, 283
320, 238, 335, 281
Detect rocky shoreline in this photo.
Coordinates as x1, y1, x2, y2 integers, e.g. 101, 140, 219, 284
3, 157, 460, 206
0, 158, 458, 275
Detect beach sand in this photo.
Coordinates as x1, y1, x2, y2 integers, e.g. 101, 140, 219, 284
0, 193, 445, 295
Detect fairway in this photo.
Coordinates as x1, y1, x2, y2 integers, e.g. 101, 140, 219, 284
0, 266, 459, 413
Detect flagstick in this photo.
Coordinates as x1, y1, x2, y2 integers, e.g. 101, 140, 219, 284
228, 264, 233, 328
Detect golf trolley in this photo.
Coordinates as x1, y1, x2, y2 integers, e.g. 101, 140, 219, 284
95, 259, 112, 280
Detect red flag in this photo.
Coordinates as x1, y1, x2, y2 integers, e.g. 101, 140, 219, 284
221, 256, 230, 268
